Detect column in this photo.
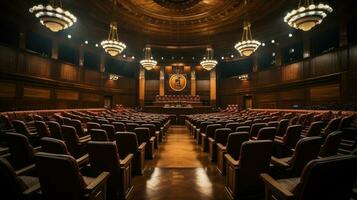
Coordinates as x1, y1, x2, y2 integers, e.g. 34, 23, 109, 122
190, 67, 196, 96
139, 68, 145, 106
159, 66, 164, 96
210, 69, 216, 107
51, 39, 58, 59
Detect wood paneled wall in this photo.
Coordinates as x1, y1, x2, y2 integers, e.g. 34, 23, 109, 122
0, 45, 138, 111
219, 46, 356, 109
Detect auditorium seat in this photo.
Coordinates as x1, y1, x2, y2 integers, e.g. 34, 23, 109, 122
141, 123, 160, 148
86, 122, 101, 132
61, 125, 88, 159
338, 114, 354, 130
236, 126, 251, 132
225, 122, 241, 131
40, 137, 89, 167
12, 120, 39, 145
302, 121, 325, 137
101, 124, 116, 141
261, 155, 357, 200
112, 122, 126, 132
225, 140, 273, 199
69, 119, 90, 139
34, 152, 109, 200
0, 158, 40, 199
47, 121, 64, 140
274, 125, 303, 157
134, 127, 155, 159
90, 129, 109, 141
271, 137, 323, 177
319, 131, 342, 158
208, 128, 231, 162
252, 127, 277, 141
87, 141, 133, 200
320, 117, 341, 138
267, 121, 279, 128
0, 114, 14, 130
126, 123, 139, 132
276, 119, 290, 137
249, 123, 267, 138
5, 132, 37, 170
196, 121, 213, 145
217, 132, 250, 175
34, 121, 51, 138
202, 124, 223, 152
115, 132, 146, 175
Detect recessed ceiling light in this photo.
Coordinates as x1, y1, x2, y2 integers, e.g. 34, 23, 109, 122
221, 56, 224, 60
150, 56, 153, 59
271, 40, 275, 44
123, 54, 126, 58
272, 52, 276, 57
95, 44, 99, 47
289, 33, 293, 37
203, 56, 206, 60
131, 56, 135, 59
192, 57, 195, 60
262, 42, 266, 46
231, 54, 234, 58
67, 34, 72, 39
181, 56, 184, 59
84, 40, 88, 44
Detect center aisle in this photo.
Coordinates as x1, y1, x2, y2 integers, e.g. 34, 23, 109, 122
132, 125, 228, 200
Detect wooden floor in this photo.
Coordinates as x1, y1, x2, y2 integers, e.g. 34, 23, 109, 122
132, 125, 229, 200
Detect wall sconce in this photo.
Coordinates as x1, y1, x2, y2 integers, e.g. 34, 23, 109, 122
238, 74, 249, 80
109, 74, 119, 80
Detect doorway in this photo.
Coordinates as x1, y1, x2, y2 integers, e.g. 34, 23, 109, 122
104, 96, 113, 109
243, 95, 253, 109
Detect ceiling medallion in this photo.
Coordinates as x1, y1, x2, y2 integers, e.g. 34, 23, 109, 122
140, 47, 157, 71
284, 0, 333, 31
200, 48, 218, 71
153, 0, 202, 10
101, 22, 127, 57
234, 21, 261, 57
29, 0, 77, 32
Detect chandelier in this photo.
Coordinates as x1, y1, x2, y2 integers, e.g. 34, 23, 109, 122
200, 48, 218, 71
140, 47, 157, 71
29, 0, 77, 32
284, 0, 333, 31
101, 22, 127, 57
234, 21, 261, 57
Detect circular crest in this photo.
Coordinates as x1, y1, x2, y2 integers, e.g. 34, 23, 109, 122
169, 74, 187, 91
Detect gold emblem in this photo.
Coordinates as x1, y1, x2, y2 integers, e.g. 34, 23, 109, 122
169, 74, 187, 91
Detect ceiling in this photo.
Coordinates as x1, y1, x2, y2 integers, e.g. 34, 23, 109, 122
3, 0, 349, 62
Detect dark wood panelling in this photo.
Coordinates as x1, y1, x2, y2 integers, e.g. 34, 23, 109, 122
282, 62, 303, 82
0, 46, 17, 73
55, 90, 79, 101
257, 68, 281, 86
309, 52, 339, 77
23, 87, 51, 99
196, 80, 209, 91
0, 82, 16, 97
60, 63, 78, 81
310, 84, 340, 103
82, 93, 101, 102
25, 54, 51, 78
84, 69, 102, 85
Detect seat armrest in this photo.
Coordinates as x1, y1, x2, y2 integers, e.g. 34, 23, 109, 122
34, 146, 42, 151
138, 142, 146, 150
225, 154, 239, 166
77, 154, 89, 167
120, 154, 133, 166
271, 156, 291, 168
260, 173, 295, 200
149, 137, 156, 142
84, 171, 110, 192
16, 164, 36, 176
22, 183, 41, 195
275, 136, 284, 140
217, 144, 226, 151
208, 137, 215, 143
274, 138, 284, 144
252, 136, 257, 140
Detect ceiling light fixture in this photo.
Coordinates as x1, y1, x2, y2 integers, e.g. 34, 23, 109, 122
67, 34, 72, 39
29, 0, 77, 32
235, 21, 261, 57
140, 47, 157, 71
284, 0, 332, 32
200, 48, 218, 71
238, 74, 249, 80
101, 22, 126, 57
289, 33, 293, 37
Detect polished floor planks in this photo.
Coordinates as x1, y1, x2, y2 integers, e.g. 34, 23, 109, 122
132, 125, 229, 200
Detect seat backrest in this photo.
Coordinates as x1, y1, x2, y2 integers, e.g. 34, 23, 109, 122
12, 120, 30, 137
0, 157, 29, 198
126, 123, 139, 132
226, 132, 250, 160
112, 122, 126, 132
40, 137, 69, 154
236, 140, 273, 195
90, 129, 109, 141
288, 137, 323, 176
267, 121, 279, 128
338, 115, 354, 130
134, 127, 150, 144
289, 116, 298, 125
297, 114, 308, 125
5, 132, 35, 170
305, 121, 325, 137
276, 119, 289, 137
115, 132, 138, 157
47, 121, 63, 140
86, 122, 101, 131
62, 117, 72, 125
206, 124, 223, 138
249, 123, 267, 138
319, 131, 342, 157
236, 126, 250, 132
33, 114, 44, 121
283, 125, 302, 149
87, 141, 121, 199
61, 125, 80, 157
101, 124, 116, 141
256, 127, 276, 141
199, 122, 213, 132
34, 152, 86, 200
295, 155, 357, 200
225, 122, 241, 131
321, 118, 342, 138
69, 119, 86, 137
141, 124, 156, 137
0, 114, 13, 129
214, 128, 231, 145
34, 121, 51, 138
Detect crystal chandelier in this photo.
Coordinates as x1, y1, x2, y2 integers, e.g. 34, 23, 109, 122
101, 22, 127, 57
140, 47, 157, 71
29, 0, 77, 32
234, 21, 261, 57
200, 48, 218, 71
284, 0, 333, 31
